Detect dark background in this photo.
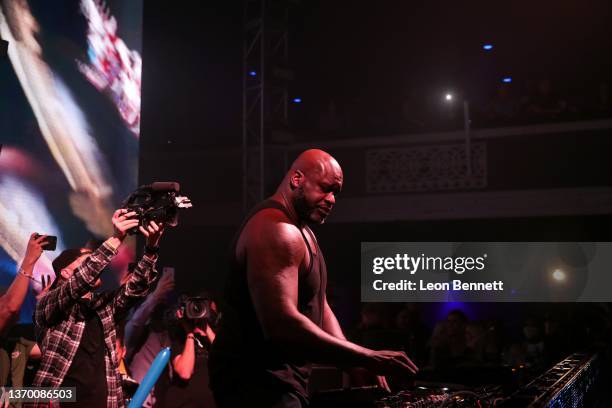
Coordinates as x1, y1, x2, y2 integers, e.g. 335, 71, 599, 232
139, 1, 612, 328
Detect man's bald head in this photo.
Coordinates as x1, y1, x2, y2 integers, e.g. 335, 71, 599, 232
289, 149, 343, 179
281, 149, 343, 225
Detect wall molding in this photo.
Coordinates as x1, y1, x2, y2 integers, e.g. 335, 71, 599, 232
328, 187, 612, 223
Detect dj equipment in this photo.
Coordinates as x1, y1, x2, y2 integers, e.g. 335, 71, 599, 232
375, 387, 454, 407
311, 352, 601, 408
500, 352, 600, 408
310, 385, 386, 407
311, 384, 488, 408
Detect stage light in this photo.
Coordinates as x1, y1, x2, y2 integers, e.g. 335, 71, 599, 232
444, 93, 453, 102
292, 97, 302, 103
483, 44, 493, 51
248, 71, 257, 77
552, 269, 566, 282
502, 77, 512, 83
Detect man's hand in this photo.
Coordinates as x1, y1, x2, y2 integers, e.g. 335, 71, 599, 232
139, 220, 164, 248
35, 274, 54, 301
376, 375, 391, 393
22, 233, 47, 269
152, 269, 174, 301
176, 308, 196, 333
363, 349, 419, 377
112, 209, 140, 240
347, 367, 391, 393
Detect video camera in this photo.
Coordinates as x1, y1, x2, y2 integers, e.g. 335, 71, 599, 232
121, 182, 192, 234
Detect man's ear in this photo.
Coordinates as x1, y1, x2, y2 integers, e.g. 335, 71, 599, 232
289, 170, 304, 190
60, 268, 71, 280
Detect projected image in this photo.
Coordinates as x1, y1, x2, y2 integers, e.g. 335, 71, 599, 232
0, 0, 142, 323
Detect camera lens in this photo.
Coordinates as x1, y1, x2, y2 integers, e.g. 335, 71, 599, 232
185, 299, 208, 320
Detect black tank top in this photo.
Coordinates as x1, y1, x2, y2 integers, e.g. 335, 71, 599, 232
209, 199, 327, 402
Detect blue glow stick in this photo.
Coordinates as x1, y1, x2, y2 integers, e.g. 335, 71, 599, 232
128, 347, 171, 408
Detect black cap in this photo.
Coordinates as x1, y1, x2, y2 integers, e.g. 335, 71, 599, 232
52, 248, 92, 275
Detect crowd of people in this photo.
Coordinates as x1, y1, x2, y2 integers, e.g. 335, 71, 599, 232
306, 79, 612, 138
350, 302, 611, 385
0, 211, 218, 407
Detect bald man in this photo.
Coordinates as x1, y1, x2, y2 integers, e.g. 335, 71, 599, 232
209, 149, 417, 407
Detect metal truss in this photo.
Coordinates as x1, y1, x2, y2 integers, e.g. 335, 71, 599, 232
242, 0, 292, 212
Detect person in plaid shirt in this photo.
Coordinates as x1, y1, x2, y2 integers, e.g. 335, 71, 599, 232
30, 209, 164, 408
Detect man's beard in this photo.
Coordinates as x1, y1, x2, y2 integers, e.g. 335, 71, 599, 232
294, 185, 316, 224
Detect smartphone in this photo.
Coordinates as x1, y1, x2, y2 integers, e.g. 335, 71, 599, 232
34, 233, 58, 251
162, 266, 175, 281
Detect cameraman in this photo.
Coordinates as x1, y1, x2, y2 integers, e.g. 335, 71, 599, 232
0, 233, 47, 335
154, 298, 217, 408
31, 209, 164, 408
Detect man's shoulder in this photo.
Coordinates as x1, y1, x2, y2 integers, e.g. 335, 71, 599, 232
244, 208, 301, 239
239, 208, 307, 262
250, 205, 291, 222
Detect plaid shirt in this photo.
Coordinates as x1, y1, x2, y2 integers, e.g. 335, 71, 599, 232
29, 240, 158, 408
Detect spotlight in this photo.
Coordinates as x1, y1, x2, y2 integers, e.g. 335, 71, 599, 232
444, 93, 453, 102
292, 97, 302, 103
248, 71, 257, 77
502, 77, 512, 83
483, 44, 493, 51
552, 269, 566, 282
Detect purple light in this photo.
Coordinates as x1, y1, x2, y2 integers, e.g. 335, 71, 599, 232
483, 44, 493, 51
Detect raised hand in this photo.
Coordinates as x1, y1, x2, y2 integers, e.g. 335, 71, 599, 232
112, 209, 140, 240
152, 268, 175, 301
35, 274, 54, 301
176, 307, 196, 334
23, 233, 47, 267
139, 220, 164, 248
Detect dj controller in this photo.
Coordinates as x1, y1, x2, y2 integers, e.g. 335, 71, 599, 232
310, 352, 602, 408
499, 352, 600, 408
375, 386, 489, 408
311, 383, 502, 408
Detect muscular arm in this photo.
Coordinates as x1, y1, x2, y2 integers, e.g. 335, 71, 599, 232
322, 297, 391, 390
322, 298, 347, 340
244, 211, 371, 368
